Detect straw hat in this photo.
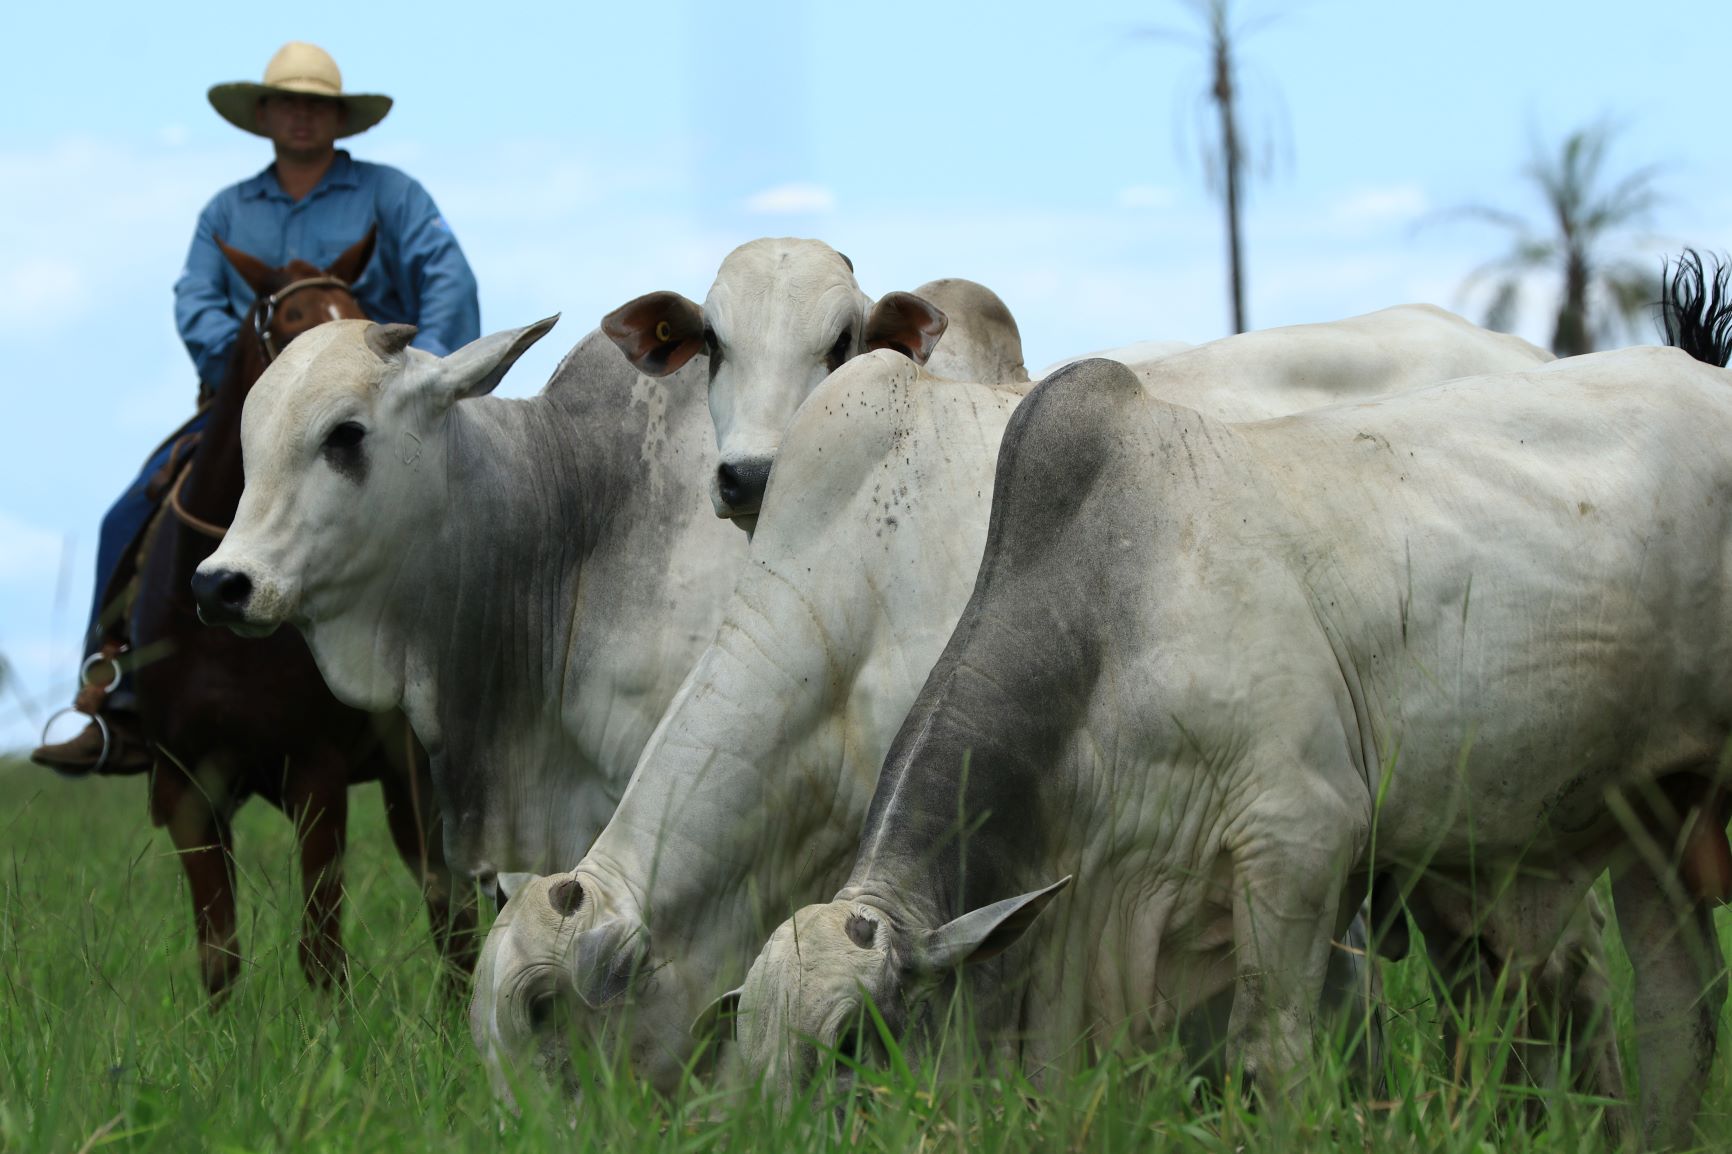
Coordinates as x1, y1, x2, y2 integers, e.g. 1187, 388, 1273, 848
207, 42, 392, 138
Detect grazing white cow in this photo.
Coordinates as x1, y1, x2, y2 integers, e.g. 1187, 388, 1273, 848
469, 304, 1565, 1102
193, 320, 748, 882
601, 238, 958, 530
730, 328, 1732, 1148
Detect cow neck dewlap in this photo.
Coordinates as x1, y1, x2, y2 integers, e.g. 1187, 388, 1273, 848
426, 395, 592, 703
411, 396, 607, 868
585, 577, 867, 924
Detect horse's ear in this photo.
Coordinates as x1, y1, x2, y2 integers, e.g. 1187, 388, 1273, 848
325, 226, 378, 285
217, 237, 275, 298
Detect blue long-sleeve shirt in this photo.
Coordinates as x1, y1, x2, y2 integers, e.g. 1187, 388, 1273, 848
173, 150, 480, 389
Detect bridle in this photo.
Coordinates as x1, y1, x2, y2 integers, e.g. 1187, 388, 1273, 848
251, 274, 358, 362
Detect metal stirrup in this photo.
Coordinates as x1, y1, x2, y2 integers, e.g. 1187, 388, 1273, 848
39, 708, 112, 776
80, 650, 125, 693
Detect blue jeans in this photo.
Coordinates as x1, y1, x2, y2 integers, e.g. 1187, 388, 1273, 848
87, 409, 211, 647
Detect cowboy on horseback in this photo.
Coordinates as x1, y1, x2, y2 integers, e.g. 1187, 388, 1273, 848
33, 41, 480, 773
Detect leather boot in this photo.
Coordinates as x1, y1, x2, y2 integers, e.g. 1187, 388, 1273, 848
30, 645, 154, 775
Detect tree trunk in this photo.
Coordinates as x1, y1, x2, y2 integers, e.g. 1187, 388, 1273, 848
1213, 33, 1247, 335
1553, 249, 1591, 356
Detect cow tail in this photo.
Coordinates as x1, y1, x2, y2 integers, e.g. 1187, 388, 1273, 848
1659, 249, 1732, 368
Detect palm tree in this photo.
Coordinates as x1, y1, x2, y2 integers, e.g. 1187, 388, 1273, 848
1447, 121, 1662, 356
1137, 0, 1282, 335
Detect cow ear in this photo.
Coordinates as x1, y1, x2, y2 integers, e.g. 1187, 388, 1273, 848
910, 877, 1070, 974
325, 225, 378, 284
546, 872, 584, 916
217, 236, 276, 298
691, 986, 744, 1042
866, 293, 948, 365
571, 918, 649, 1010
601, 291, 706, 377
426, 316, 560, 405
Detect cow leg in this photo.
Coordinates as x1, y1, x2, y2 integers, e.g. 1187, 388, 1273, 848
1409, 875, 1626, 1136
283, 751, 350, 990
1536, 892, 1627, 1139
378, 749, 479, 992
152, 761, 241, 999
1319, 908, 1383, 1088
1225, 800, 1354, 1097
1612, 863, 1725, 1151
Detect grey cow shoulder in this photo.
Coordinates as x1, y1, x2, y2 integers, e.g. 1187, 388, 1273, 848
428, 332, 748, 877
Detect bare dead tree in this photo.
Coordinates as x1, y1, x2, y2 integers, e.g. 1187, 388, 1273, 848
1137, 0, 1285, 335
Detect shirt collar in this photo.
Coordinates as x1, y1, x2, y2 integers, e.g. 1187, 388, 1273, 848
240, 149, 359, 202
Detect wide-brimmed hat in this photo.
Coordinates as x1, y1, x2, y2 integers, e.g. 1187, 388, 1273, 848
207, 42, 392, 138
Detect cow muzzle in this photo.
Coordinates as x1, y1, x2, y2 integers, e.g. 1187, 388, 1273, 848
191, 564, 282, 637
713, 456, 773, 521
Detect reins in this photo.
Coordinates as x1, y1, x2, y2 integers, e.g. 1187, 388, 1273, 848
168, 273, 360, 540
166, 466, 230, 540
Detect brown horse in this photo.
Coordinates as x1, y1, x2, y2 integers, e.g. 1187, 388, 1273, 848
127, 231, 478, 998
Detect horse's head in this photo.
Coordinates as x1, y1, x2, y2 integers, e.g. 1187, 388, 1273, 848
216, 228, 376, 362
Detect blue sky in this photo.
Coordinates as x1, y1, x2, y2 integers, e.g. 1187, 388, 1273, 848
2, 0, 1728, 749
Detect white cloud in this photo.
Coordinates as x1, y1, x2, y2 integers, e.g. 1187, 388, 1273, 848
1116, 184, 1175, 210
1330, 184, 1429, 227
743, 182, 837, 215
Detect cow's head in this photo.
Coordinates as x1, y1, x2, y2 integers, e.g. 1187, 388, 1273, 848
471, 869, 676, 1102
193, 316, 556, 705
714, 880, 1069, 1108
601, 238, 947, 528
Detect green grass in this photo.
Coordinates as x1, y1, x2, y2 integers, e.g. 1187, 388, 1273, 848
3, 757, 1731, 1153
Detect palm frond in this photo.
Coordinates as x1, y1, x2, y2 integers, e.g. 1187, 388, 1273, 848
1458, 240, 1559, 295
1598, 270, 1663, 345
1581, 165, 1664, 234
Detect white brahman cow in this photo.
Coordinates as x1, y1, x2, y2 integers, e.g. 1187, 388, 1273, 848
193, 320, 748, 883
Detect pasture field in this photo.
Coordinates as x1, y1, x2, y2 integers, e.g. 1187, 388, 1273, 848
3, 756, 1730, 1153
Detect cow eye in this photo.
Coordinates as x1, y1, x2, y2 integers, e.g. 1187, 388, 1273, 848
321, 421, 369, 483
527, 991, 556, 1032
703, 327, 723, 376
324, 421, 366, 450
825, 329, 853, 373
